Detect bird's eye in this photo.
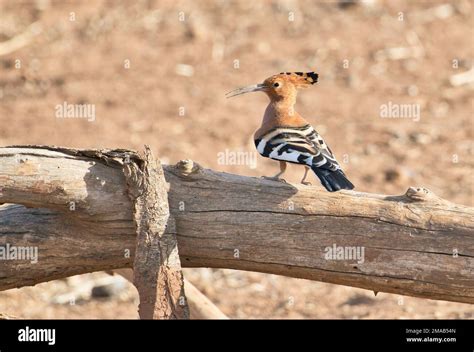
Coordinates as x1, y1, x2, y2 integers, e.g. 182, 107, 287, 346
273, 82, 280, 88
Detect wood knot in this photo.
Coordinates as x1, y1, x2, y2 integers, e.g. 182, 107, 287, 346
175, 159, 201, 176
405, 187, 443, 203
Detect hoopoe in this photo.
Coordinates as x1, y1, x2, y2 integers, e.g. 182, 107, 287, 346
226, 71, 354, 192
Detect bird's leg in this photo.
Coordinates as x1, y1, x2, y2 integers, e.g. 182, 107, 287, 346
301, 166, 312, 185
262, 161, 287, 183
273, 161, 287, 178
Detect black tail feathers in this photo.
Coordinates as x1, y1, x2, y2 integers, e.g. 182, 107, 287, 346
311, 167, 354, 192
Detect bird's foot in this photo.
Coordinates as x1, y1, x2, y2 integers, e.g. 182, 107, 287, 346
261, 176, 287, 183
301, 181, 312, 186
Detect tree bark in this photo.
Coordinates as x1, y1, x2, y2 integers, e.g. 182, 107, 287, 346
124, 146, 189, 319
0, 146, 473, 304
0, 146, 189, 319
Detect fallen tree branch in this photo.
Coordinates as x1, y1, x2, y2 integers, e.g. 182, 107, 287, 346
0, 146, 189, 319
183, 278, 228, 319
124, 146, 189, 319
0, 146, 473, 304
114, 269, 228, 319
0, 22, 42, 56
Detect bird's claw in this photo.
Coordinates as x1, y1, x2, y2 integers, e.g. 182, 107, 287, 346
301, 181, 312, 186
261, 176, 287, 183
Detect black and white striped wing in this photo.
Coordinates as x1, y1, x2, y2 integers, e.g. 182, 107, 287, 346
254, 125, 341, 171
305, 126, 341, 171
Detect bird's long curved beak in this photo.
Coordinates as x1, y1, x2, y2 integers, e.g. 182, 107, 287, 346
225, 83, 267, 98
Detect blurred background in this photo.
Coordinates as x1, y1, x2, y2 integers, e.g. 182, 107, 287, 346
0, 0, 472, 318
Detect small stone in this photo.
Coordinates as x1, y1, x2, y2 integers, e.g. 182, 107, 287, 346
91, 280, 127, 299
431, 102, 449, 118
409, 132, 431, 144
384, 168, 401, 182
407, 85, 419, 96
257, 42, 270, 54
363, 144, 378, 155
362, 174, 375, 183
175, 64, 194, 77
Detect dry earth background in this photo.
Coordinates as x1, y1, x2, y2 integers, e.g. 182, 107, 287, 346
0, 0, 473, 318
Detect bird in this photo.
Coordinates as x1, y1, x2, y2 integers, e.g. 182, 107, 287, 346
226, 71, 354, 192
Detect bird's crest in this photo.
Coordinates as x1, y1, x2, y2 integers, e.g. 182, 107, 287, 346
279, 71, 319, 88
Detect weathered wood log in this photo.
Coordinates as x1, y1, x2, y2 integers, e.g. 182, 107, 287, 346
0, 146, 189, 319
0, 146, 473, 304
123, 147, 189, 319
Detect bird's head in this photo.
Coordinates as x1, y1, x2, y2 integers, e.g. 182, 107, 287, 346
226, 71, 318, 102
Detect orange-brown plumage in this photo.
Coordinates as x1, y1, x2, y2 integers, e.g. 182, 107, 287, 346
242, 72, 318, 138
226, 71, 354, 192
254, 109, 309, 140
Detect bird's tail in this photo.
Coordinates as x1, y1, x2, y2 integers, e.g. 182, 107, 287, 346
311, 167, 354, 192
